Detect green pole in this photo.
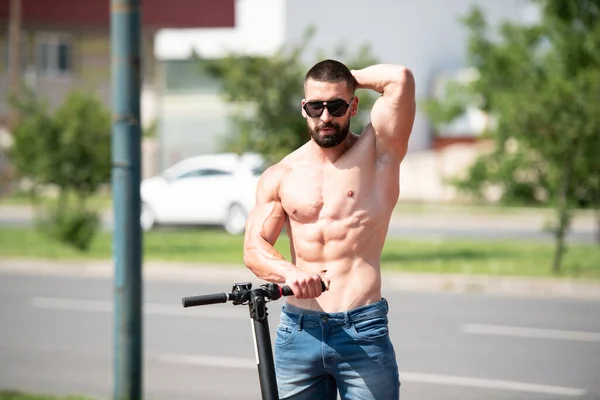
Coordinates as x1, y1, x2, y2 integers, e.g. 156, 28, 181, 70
110, 0, 143, 399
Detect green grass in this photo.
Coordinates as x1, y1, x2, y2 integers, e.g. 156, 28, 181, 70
380, 239, 599, 278
0, 390, 93, 400
1, 227, 598, 279
0, 191, 112, 209
0, 227, 252, 263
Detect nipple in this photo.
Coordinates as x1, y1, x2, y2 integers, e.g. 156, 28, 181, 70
291, 208, 297, 214
347, 190, 354, 197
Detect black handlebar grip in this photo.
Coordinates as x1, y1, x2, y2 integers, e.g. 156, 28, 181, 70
280, 281, 328, 297
281, 285, 294, 296
182, 292, 230, 308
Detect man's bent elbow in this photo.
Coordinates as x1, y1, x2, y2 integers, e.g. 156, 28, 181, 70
396, 66, 414, 90
382, 66, 414, 102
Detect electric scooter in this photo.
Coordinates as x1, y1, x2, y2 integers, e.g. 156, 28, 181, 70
182, 281, 326, 400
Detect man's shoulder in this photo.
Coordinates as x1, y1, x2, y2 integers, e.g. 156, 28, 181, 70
260, 164, 284, 186
259, 156, 294, 190
265, 147, 307, 176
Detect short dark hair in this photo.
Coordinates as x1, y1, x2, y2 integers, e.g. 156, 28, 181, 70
304, 59, 356, 93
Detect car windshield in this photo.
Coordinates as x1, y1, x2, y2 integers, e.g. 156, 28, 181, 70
161, 170, 177, 181
251, 161, 268, 176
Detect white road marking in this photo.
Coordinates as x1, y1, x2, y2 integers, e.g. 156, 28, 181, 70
158, 354, 256, 369
462, 323, 600, 342
158, 354, 586, 396
399, 372, 586, 397
31, 297, 247, 320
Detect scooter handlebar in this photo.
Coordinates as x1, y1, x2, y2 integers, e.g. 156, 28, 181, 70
182, 292, 230, 308
279, 281, 327, 297
181, 281, 327, 308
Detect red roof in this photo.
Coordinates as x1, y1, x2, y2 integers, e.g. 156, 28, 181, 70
0, 0, 235, 29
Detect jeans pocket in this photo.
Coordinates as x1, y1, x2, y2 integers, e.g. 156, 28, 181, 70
275, 324, 297, 346
351, 315, 389, 341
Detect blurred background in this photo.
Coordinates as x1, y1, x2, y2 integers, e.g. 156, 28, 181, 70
0, 0, 598, 400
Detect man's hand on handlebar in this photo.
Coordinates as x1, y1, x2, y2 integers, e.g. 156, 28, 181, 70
284, 270, 330, 299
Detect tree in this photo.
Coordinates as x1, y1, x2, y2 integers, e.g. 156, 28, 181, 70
10, 90, 111, 251
422, 0, 600, 273
201, 27, 380, 163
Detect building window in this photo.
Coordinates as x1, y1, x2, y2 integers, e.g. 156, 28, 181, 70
36, 34, 74, 76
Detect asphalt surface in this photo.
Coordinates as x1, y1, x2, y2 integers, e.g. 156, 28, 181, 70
1, 267, 599, 400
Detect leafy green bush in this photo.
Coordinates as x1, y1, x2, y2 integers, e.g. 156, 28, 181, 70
37, 208, 100, 251
9, 90, 111, 251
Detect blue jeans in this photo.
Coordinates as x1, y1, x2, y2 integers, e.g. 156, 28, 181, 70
274, 299, 400, 399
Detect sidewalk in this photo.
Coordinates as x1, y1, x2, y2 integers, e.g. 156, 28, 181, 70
1, 257, 599, 300
390, 209, 597, 231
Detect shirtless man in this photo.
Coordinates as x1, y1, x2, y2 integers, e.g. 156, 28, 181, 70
243, 59, 415, 399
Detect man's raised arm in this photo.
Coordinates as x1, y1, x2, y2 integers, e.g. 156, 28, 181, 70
351, 64, 416, 159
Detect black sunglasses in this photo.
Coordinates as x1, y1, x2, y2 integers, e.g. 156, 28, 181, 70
303, 98, 354, 118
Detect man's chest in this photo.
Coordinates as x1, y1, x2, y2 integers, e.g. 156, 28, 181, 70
279, 163, 395, 224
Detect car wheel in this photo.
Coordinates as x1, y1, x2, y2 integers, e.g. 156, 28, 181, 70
223, 203, 247, 235
140, 203, 156, 232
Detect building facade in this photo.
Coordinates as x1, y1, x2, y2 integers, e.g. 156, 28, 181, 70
0, 0, 235, 186
0, 0, 235, 125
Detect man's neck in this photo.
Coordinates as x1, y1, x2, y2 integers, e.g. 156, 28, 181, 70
310, 133, 358, 164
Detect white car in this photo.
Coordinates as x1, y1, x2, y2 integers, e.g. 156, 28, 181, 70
140, 152, 267, 234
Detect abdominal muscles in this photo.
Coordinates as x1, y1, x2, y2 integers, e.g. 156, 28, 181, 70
285, 209, 389, 312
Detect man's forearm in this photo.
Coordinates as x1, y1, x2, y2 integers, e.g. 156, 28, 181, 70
351, 64, 411, 94
244, 242, 296, 283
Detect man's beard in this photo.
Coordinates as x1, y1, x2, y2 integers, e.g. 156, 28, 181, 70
308, 119, 351, 148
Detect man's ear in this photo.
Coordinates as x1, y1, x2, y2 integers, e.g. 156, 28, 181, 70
301, 99, 308, 118
350, 97, 359, 117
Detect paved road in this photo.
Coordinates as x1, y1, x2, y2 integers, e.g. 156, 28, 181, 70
0, 206, 597, 243
1, 268, 599, 400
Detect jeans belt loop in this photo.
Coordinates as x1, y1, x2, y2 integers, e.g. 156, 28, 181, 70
344, 311, 351, 328
297, 314, 304, 331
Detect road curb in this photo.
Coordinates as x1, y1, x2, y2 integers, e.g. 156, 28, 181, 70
383, 272, 600, 299
0, 257, 599, 299
0, 258, 600, 299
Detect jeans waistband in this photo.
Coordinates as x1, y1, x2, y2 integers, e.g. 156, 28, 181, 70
281, 298, 388, 329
